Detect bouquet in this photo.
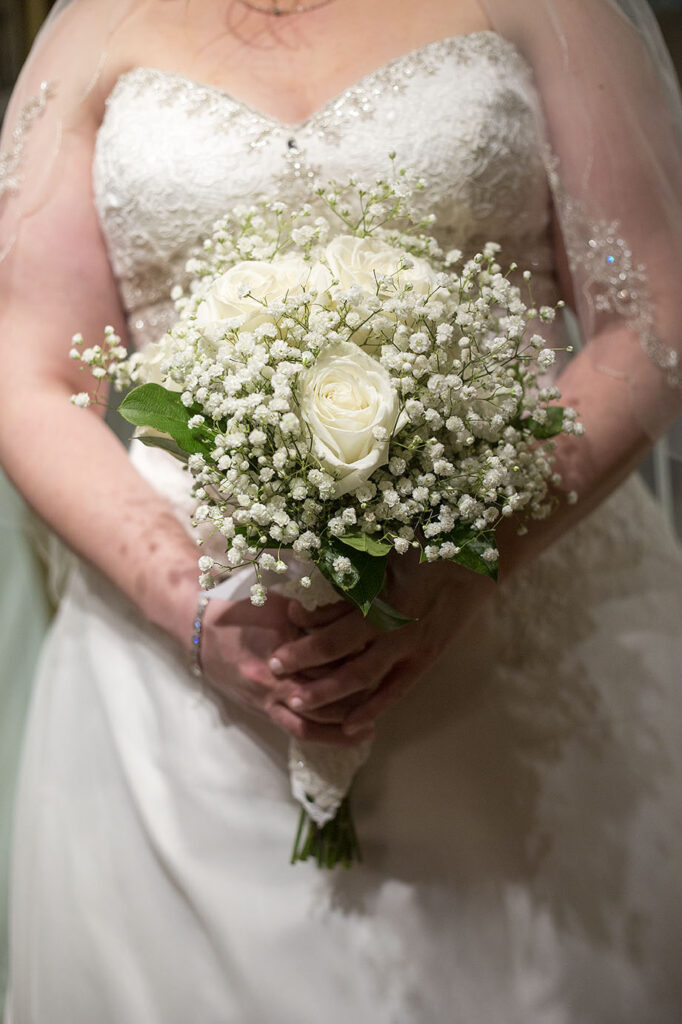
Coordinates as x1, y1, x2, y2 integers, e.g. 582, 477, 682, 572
71, 164, 582, 868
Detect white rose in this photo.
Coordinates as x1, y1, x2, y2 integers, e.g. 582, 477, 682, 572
137, 335, 182, 390
298, 341, 405, 497
324, 235, 439, 297
196, 256, 333, 329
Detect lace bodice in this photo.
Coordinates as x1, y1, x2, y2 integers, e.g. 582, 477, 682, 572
92, 31, 556, 350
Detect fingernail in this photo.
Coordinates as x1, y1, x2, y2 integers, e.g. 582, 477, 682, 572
289, 695, 304, 711
268, 657, 284, 676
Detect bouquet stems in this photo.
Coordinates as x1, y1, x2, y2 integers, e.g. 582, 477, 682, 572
290, 796, 362, 869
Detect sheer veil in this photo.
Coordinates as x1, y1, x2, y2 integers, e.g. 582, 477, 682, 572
1, 0, 681, 455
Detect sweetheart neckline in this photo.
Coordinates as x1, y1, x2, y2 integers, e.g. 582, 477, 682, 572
110, 30, 522, 132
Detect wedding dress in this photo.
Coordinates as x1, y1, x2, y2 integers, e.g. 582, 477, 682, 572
5, 31, 682, 1024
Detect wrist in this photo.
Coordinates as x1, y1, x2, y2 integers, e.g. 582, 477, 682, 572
139, 557, 201, 651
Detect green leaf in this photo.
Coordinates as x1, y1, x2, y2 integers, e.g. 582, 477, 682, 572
338, 534, 392, 557
527, 406, 565, 440
317, 543, 361, 593
441, 525, 499, 581
134, 433, 190, 464
119, 384, 208, 455
316, 541, 414, 630
316, 539, 388, 615
366, 597, 415, 631
342, 554, 389, 616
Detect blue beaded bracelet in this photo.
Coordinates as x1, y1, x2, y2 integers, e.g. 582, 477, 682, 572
190, 594, 210, 678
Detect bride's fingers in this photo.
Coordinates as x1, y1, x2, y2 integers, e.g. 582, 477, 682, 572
283, 642, 396, 712
267, 702, 375, 747
342, 661, 415, 735
268, 615, 377, 677
292, 693, 365, 724
214, 592, 295, 630
212, 657, 373, 744
214, 657, 280, 702
236, 658, 339, 711
287, 599, 352, 630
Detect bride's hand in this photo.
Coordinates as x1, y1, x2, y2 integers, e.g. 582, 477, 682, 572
268, 553, 496, 736
199, 592, 375, 747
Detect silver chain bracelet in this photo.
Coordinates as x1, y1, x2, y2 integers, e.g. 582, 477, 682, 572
190, 593, 210, 678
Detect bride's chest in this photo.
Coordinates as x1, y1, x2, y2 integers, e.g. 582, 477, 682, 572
93, 33, 552, 334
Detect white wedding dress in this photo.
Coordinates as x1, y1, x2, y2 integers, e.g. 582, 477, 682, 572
6, 32, 682, 1024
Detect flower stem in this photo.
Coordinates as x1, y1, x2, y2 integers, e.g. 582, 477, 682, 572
290, 797, 362, 869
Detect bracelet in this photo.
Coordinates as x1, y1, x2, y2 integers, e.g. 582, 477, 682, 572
190, 593, 210, 678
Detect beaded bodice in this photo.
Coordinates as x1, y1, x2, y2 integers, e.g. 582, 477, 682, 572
92, 31, 556, 350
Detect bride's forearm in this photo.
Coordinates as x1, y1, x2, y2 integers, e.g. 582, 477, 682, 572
0, 381, 199, 647
497, 343, 655, 578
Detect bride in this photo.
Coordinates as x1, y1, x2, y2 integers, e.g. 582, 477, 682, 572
1, 0, 682, 1020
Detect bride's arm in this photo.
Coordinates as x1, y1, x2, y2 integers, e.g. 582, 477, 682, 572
0, 130, 200, 643
0, 21, 368, 747
0, 4, 201, 634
